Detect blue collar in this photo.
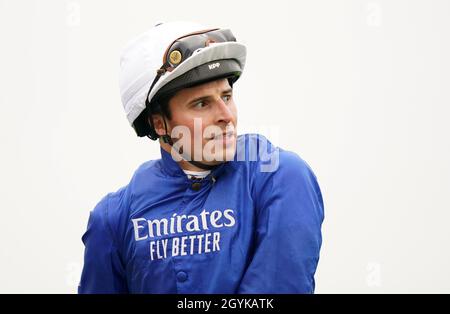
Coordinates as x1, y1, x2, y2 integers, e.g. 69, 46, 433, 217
159, 147, 229, 180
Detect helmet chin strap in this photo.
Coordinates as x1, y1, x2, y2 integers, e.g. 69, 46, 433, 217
160, 118, 221, 171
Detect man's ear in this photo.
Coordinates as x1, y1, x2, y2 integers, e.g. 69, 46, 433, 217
149, 114, 167, 137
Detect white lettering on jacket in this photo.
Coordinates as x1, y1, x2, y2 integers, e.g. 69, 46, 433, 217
131, 209, 236, 260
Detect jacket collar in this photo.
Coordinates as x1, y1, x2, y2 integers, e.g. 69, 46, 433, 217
159, 146, 229, 180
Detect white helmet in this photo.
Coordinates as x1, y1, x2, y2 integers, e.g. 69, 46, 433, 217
119, 21, 247, 138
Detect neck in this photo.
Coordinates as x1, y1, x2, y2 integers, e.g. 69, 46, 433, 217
160, 141, 215, 172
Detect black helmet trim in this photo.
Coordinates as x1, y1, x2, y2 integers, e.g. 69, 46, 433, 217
133, 59, 242, 138
156, 59, 241, 98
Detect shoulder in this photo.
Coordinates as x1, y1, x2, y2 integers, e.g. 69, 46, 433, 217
236, 133, 315, 177
86, 186, 128, 247
88, 159, 160, 242
239, 133, 323, 209
276, 149, 319, 185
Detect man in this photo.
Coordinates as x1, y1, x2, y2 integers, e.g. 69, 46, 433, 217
78, 21, 324, 293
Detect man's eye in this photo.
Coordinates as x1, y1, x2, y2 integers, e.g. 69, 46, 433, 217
193, 101, 207, 108
222, 95, 232, 102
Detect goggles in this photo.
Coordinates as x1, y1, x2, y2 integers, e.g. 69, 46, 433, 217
145, 28, 237, 104
161, 28, 236, 72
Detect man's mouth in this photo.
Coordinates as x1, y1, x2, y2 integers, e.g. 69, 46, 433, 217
209, 130, 234, 140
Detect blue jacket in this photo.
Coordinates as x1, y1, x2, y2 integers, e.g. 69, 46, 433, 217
78, 134, 324, 293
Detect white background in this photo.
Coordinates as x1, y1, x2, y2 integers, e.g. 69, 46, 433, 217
0, 0, 449, 293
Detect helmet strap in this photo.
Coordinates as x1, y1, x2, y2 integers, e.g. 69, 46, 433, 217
160, 116, 219, 171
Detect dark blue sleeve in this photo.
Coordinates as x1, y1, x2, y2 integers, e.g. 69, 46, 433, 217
238, 150, 324, 293
78, 196, 128, 294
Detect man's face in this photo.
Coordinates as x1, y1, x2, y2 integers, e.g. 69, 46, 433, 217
153, 78, 238, 166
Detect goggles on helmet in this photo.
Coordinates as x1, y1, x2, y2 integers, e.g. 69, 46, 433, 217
145, 28, 237, 104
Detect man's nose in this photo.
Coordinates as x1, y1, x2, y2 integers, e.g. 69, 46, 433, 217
214, 98, 233, 124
